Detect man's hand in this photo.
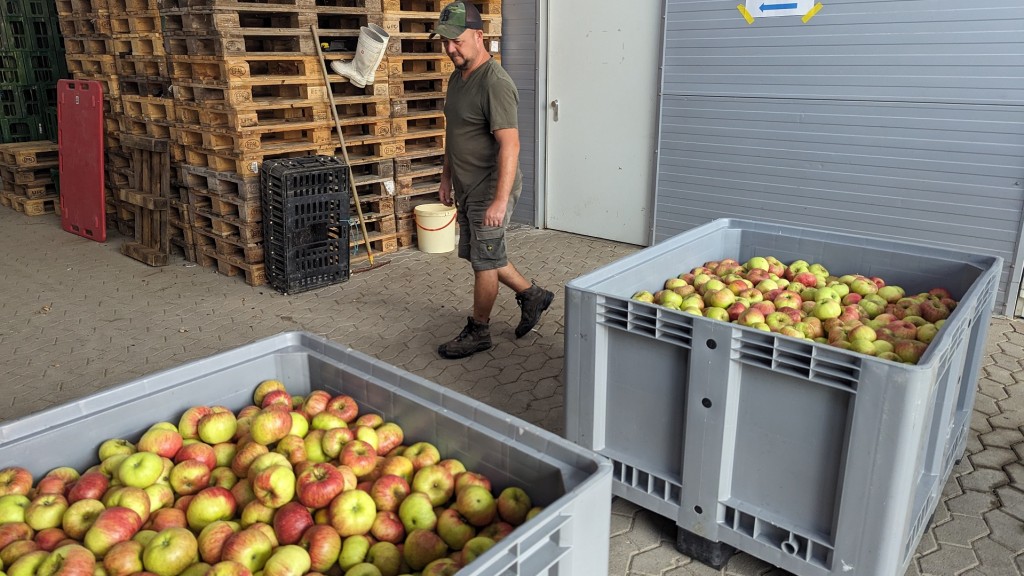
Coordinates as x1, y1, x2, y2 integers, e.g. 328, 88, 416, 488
439, 181, 454, 206
483, 199, 506, 228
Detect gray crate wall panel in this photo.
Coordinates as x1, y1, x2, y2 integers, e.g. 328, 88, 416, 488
663, 0, 1024, 104
502, 0, 537, 225
654, 95, 1023, 309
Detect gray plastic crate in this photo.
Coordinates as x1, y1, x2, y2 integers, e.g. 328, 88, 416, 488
564, 219, 1001, 576
0, 332, 612, 576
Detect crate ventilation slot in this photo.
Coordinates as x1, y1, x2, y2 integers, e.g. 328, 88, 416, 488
612, 460, 681, 506
735, 332, 861, 390
722, 505, 833, 570
597, 299, 694, 348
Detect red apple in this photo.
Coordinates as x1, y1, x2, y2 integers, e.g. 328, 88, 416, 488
102, 540, 144, 576
0, 467, 33, 496
84, 506, 143, 558
197, 520, 240, 564
177, 407, 215, 441
295, 463, 345, 510
297, 524, 341, 573
325, 395, 359, 423
174, 443, 216, 470
340, 441, 378, 478
67, 472, 110, 504
271, 502, 313, 546
186, 487, 237, 532
36, 543, 95, 576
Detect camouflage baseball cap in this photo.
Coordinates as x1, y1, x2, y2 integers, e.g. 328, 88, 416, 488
430, 1, 483, 39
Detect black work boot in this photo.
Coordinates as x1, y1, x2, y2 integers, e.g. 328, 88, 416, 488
514, 283, 555, 338
438, 317, 492, 359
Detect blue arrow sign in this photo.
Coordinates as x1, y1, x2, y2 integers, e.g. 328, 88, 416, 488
761, 2, 798, 10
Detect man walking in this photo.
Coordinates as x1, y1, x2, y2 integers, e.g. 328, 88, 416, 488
431, 1, 554, 359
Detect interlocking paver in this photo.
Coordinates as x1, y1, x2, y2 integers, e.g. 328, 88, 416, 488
969, 447, 1019, 470
972, 536, 1023, 575
983, 509, 1024, 552
960, 468, 1011, 493
917, 544, 980, 575
946, 491, 999, 517
933, 513, 990, 548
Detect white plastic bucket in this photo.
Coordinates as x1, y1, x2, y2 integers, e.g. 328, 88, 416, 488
414, 203, 457, 253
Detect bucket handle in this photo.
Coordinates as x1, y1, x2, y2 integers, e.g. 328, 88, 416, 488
417, 210, 458, 232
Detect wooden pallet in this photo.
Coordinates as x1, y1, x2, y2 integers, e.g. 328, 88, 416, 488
180, 164, 261, 199
118, 117, 174, 139
5, 192, 60, 216
65, 54, 118, 77
331, 117, 393, 143
390, 111, 444, 136
382, 11, 501, 37
394, 192, 439, 217
108, 12, 162, 35
330, 96, 391, 124
119, 77, 173, 98
116, 134, 173, 267
349, 212, 396, 236
0, 165, 58, 186
324, 138, 404, 165
177, 32, 317, 57
179, 123, 334, 155
395, 171, 440, 197
386, 55, 455, 78
393, 145, 444, 175
389, 94, 445, 118
188, 188, 262, 222
178, 100, 331, 131
121, 96, 176, 123
8, 181, 57, 199
196, 245, 266, 286
114, 55, 170, 78
387, 76, 447, 97
383, 0, 500, 14
192, 226, 264, 264
349, 230, 398, 265
394, 131, 444, 157
166, 54, 323, 84
107, 35, 166, 57
63, 37, 108, 56
190, 208, 263, 243
348, 156, 395, 182
0, 142, 60, 168
173, 80, 328, 107
63, 15, 113, 37
106, 0, 160, 13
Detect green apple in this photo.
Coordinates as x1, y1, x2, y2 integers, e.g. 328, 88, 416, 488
338, 535, 372, 571
118, 452, 164, 489
330, 490, 376, 537
142, 528, 198, 576
0, 494, 30, 524
261, 544, 310, 576
397, 492, 436, 533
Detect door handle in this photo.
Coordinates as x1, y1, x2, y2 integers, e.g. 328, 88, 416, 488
551, 99, 559, 122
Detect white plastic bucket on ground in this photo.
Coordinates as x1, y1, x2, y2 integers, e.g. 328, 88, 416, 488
414, 203, 457, 253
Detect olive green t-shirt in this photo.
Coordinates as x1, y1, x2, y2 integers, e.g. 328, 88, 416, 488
444, 57, 523, 202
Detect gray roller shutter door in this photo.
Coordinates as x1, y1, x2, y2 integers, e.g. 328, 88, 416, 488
655, 0, 1024, 314
500, 0, 537, 225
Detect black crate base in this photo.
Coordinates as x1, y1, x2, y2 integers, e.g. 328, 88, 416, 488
675, 527, 737, 569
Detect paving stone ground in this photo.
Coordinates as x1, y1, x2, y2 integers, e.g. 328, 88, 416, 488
0, 207, 1021, 575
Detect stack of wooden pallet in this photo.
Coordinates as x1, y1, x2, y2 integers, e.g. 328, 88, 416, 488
379, 0, 501, 249
0, 141, 61, 216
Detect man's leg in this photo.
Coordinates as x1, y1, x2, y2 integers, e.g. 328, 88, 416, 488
473, 268, 500, 323
496, 262, 531, 294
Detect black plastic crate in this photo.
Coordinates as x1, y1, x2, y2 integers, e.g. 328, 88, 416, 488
0, 116, 45, 143
2, 0, 55, 18
261, 156, 352, 294
1, 17, 60, 51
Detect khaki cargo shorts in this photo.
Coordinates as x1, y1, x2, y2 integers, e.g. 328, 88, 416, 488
455, 191, 518, 272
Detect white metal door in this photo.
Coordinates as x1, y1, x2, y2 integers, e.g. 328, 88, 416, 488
542, 0, 661, 245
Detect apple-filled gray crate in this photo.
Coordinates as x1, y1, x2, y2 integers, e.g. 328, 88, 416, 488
0, 331, 612, 576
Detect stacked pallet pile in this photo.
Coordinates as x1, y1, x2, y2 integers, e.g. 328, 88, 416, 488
0, 141, 61, 215
50, 0, 503, 283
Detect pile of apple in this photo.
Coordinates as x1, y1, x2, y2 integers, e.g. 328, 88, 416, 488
0, 380, 545, 576
631, 256, 958, 364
